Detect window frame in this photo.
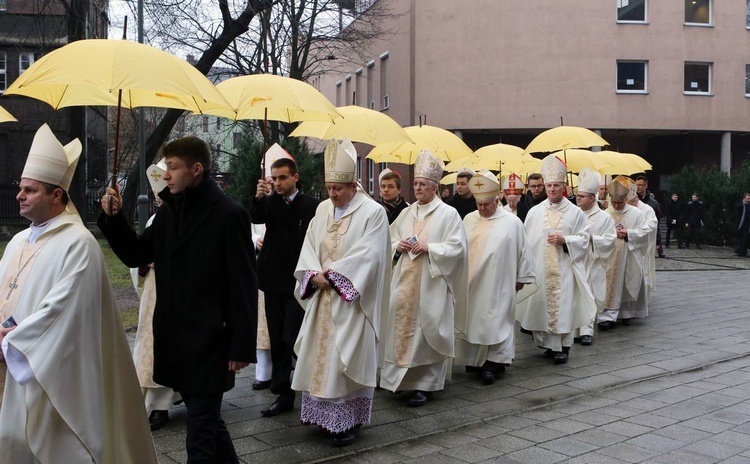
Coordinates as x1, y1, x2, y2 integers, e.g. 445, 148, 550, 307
683, 62, 712, 95
616, 0, 647, 24
616, 60, 648, 94
367, 159, 374, 194
684, 0, 712, 27
0, 52, 6, 94
745, 64, 750, 97
19, 52, 40, 74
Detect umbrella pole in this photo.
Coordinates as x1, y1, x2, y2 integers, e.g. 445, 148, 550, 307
261, 107, 268, 176
112, 89, 123, 189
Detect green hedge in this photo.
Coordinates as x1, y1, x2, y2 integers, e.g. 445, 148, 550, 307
667, 161, 750, 246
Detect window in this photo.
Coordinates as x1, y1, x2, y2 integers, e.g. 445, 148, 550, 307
684, 62, 711, 94
369, 99, 375, 110
367, 159, 374, 194
215, 118, 221, 130
747, 0, 750, 28
345, 74, 352, 105
617, 0, 646, 22
0, 53, 6, 93
202, 116, 209, 132
335, 80, 342, 106
685, 0, 711, 25
616, 60, 647, 93
746, 65, 750, 96
0, 0, 7, 12
19, 52, 40, 73
354, 68, 363, 106
378, 162, 388, 171
380, 52, 389, 111
366, 60, 375, 112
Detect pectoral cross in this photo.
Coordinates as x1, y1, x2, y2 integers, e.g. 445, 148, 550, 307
330, 233, 341, 248
6, 278, 18, 300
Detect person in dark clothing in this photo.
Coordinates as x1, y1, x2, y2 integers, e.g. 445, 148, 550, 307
735, 193, 750, 257
446, 169, 477, 218
99, 136, 257, 464
516, 172, 547, 223
377, 169, 409, 223
635, 176, 665, 257
684, 193, 705, 249
249, 157, 319, 418
665, 193, 684, 248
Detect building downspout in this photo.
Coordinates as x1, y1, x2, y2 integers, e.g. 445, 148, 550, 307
721, 131, 731, 175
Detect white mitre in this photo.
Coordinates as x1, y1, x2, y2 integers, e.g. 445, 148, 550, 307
22, 123, 81, 192
147, 160, 168, 196
468, 169, 500, 201
414, 149, 444, 184
540, 154, 567, 184
577, 168, 601, 195
263, 143, 295, 178
324, 138, 357, 183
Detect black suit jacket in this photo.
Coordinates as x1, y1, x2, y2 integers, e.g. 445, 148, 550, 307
249, 191, 319, 294
98, 178, 257, 395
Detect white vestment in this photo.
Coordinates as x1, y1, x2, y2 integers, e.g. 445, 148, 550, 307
635, 200, 657, 302
0, 211, 157, 464
600, 204, 650, 321
583, 206, 617, 311
455, 208, 536, 366
251, 223, 272, 381
381, 195, 468, 392
516, 198, 597, 351
292, 192, 390, 433
502, 204, 518, 216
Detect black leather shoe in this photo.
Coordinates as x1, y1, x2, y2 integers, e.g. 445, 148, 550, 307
580, 335, 593, 346
597, 321, 614, 331
252, 380, 271, 390
696, 245, 702, 249
407, 390, 432, 407
261, 395, 295, 417
331, 425, 360, 447
149, 410, 169, 431
553, 352, 568, 364
465, 366, 480, 373
543, 348, 555, 358
621, 318, 631, 326
480, 371, 495, 385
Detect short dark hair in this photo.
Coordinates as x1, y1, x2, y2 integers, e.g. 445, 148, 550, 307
744, 192, 750, 197
692, 192, 699, 197
528, 173, 543, 182
457, 172, 474, 181
162, 136, 212, 172
380, 171, 401, 189
41, 182, 69, 205
635, 175, 648, 183
270, 157, 298, 176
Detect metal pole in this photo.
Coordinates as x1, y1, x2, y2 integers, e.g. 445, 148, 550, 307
137, 0, 149, 233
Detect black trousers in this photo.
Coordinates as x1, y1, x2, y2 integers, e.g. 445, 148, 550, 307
736, 226, 750, 256
685, 224, 702, 247
182, 392, 238, 464
666, 220, 681, 246
264, 292, 305, 396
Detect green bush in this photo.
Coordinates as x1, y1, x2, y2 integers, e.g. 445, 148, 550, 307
667, 161, 750, 246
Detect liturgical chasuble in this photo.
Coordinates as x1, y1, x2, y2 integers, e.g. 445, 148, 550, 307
0, 211, 157, 463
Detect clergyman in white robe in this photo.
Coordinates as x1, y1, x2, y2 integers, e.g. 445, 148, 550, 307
456, 206, 535, 373
633, 197, 658, 302
0, 211, 157, 464
293, 190, 390, 434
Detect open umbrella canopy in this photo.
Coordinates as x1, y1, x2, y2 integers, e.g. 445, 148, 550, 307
445, 143, 528, 171
289, 105, 411, 145
598, 151, 652, 175
204, 74, 341, 123
4, 39, 228, 112
367, 125, 473, 164
548, 149, 614, 173
524, 126, 609, 155
0, 105, 17, 123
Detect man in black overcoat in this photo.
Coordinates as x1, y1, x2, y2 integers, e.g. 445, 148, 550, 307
249, 157, 319, 417
736, 193, 750, 257
98, 136, 257, 464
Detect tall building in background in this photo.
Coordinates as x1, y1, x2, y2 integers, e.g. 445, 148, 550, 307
313, 0, 750, 201
0, 0, 109, 223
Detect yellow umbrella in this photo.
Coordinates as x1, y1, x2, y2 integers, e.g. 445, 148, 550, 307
0, 105, 17, 123
205, 74, 341, 123
4, 39, 230, 186
367, 125, 473, 164
4, 39, 227, 112
440, 173, 458, 185
598, 151, 652, 175
289, 105, 411, 146
524, 126, 609, 155
444, 143, 526, 171
548, 149, 614, 173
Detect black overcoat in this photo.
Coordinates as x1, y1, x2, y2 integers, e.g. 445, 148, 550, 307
98, 178, 257, 395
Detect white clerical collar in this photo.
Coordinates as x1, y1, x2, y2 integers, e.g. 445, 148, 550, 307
28, 213, 61, 244
582, 206, 598, 218
546, 197, 568, 211
334, 201, 352, 220
286, 189, 299, 203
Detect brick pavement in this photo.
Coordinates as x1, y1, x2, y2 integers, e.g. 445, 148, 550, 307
151, 246, 750, 463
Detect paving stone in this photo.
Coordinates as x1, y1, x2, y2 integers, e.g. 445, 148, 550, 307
639, 450, 720, 464
625, 433, 685, 453
537, 436, 600, 457
389, 440, 445, 458
567, 411, 623, 426
440, 443, 503, 463
562, 452, 631, 463
651, 423, 712, 443
599, 421, 654, 438
569, 429, 629, 447
680, 439, 745, 459
597, 443, 660, 463
507, 425, 567, 443
422, 431, 479, 448
540, 418, 594, 435
503, 446, 568, 463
